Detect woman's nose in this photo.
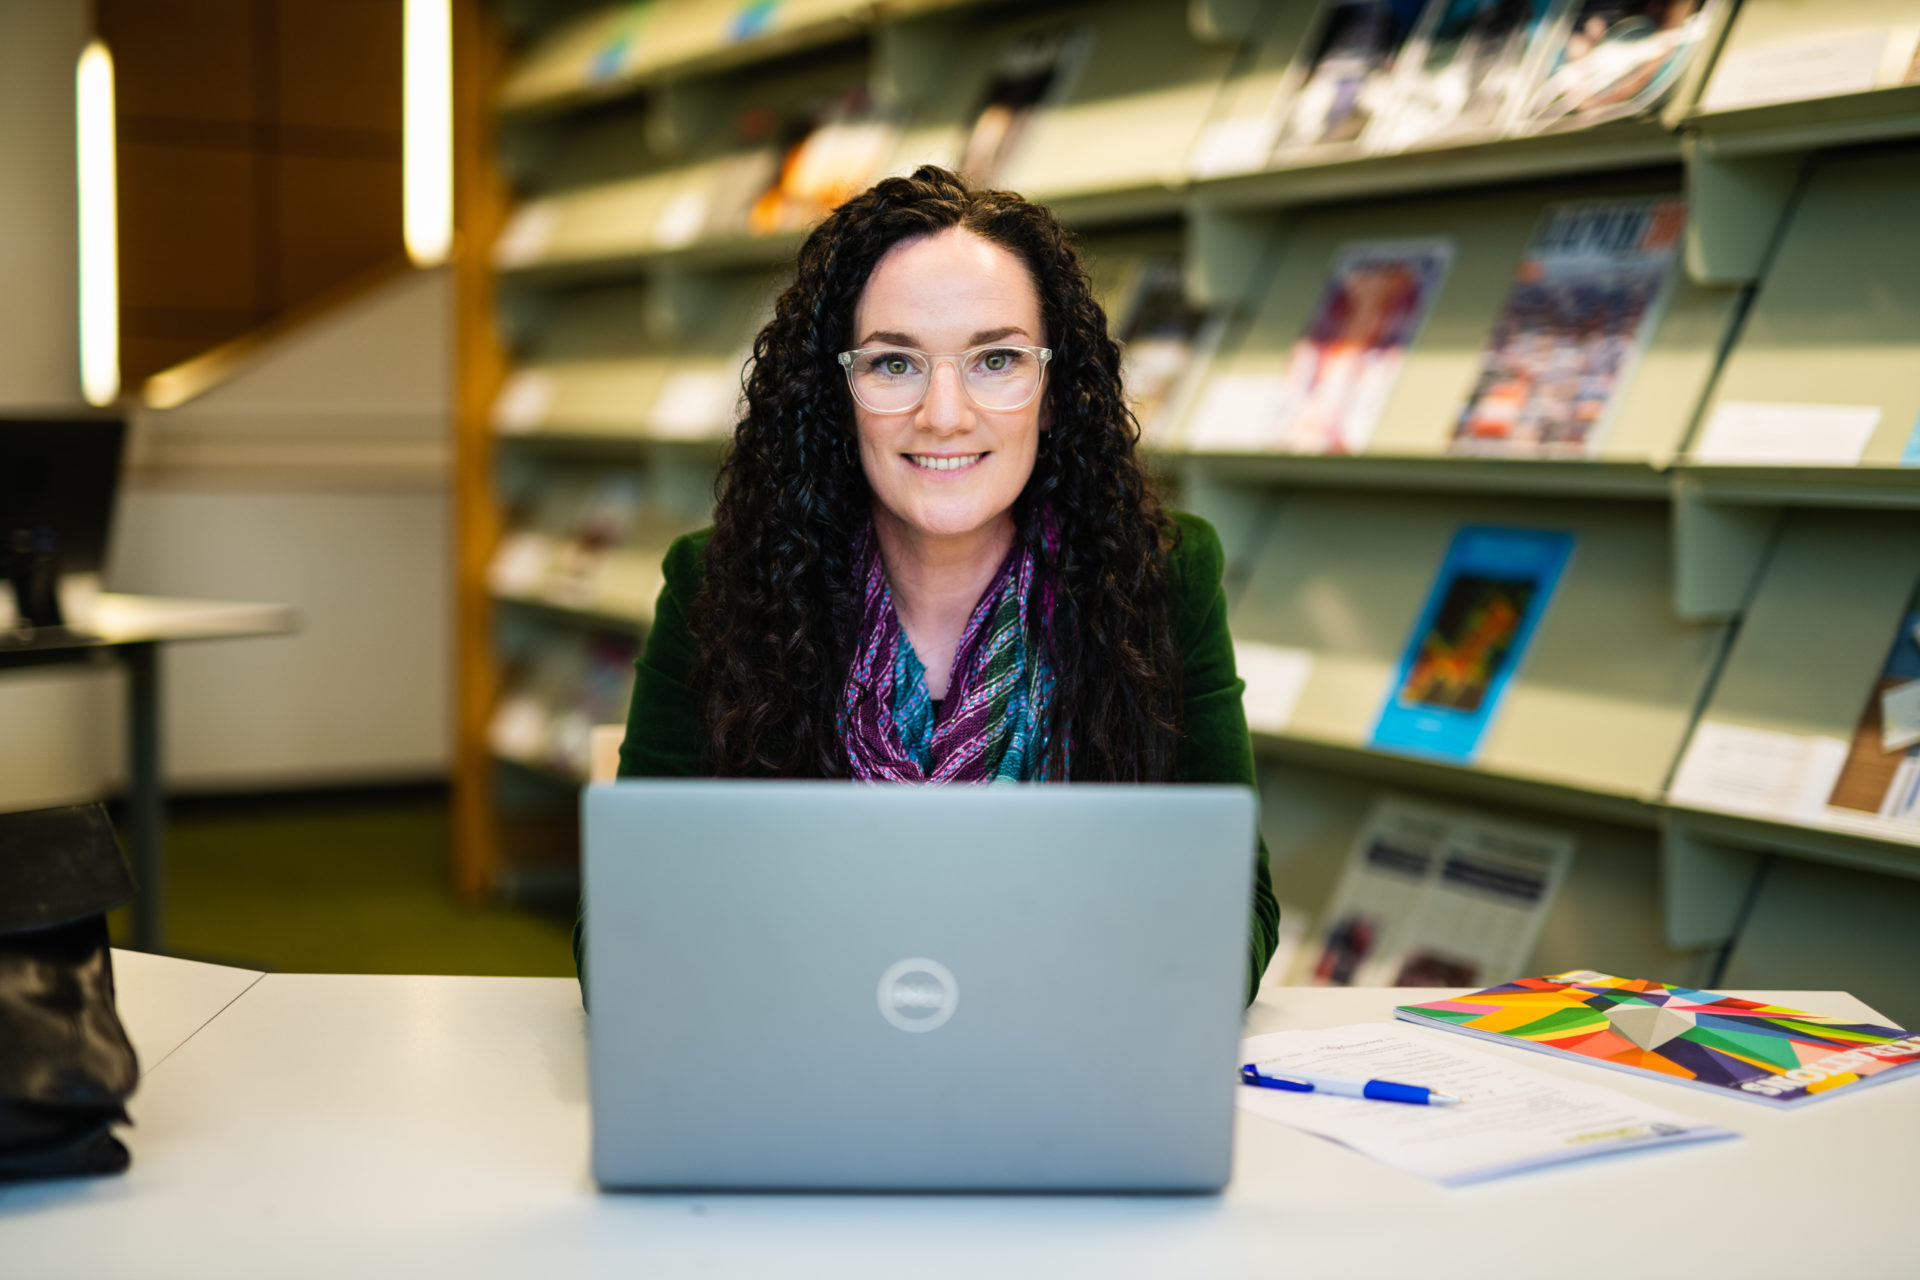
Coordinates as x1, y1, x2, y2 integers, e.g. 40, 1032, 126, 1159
920, 359, 970, 429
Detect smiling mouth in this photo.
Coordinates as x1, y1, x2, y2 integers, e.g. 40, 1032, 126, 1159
905, 453, 986, 472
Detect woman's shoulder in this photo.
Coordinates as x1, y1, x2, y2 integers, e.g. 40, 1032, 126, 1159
662, 527, 715, 595
1162, 509, 1225, 597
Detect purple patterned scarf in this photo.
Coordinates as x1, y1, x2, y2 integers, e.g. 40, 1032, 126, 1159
839, 518, 1061, 782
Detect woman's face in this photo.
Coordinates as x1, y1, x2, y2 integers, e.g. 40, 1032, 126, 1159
848, 227, 1045, 552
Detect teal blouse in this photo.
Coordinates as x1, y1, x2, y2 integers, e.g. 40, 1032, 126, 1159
581, 510, 1281, 1001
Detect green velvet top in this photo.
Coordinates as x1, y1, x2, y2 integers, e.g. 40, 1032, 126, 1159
578, 510, 1281, 1001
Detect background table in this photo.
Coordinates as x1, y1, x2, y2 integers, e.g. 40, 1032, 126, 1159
1, 955, 1909, 1278
0, 594, 297, 949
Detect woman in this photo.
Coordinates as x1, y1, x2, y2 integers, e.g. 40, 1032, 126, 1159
583, 165, 1279, 999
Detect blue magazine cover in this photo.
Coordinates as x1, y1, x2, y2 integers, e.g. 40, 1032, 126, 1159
1371, 526, 1574, 762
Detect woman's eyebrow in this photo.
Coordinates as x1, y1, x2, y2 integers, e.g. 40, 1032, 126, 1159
856, 325, 1035, 348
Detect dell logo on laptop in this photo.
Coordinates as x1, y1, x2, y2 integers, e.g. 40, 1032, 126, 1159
877, 957, 957, 1032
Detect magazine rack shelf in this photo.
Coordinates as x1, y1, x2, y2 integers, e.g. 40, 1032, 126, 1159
456, 0, 1920, 979
494, 591, 653, 636
1170, 453, 1671, 502
1171, 176, 1738, 466
1658, 508, 1920, 945
1682, 147, 1920, 475
1225, 491, 1729, 808
497, 0, 880, 117
1249, 731, 1664, 833
1683, 0, 1920, 159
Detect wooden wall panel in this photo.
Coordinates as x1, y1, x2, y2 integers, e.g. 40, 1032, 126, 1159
101, 0, 406, 387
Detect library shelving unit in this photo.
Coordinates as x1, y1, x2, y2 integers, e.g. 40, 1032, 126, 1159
454, 0, 1920, 1010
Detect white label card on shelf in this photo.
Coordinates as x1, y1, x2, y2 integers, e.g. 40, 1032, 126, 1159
1881, 680, 1920, 754
652, 189, 711, 250
1693, 401, 1881, 466
1184, 373, 1290, 453
487, 531, 554, 597
650, 371, 739, 439
1235, 641, 1313, 735
1668, 721, 1849, 823
1189, 115, 1279, 179
492, 371, 554, 434
1701, 28, 1892, 112
493, 202, 557, 268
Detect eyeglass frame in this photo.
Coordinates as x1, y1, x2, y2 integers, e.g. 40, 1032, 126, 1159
835, 343, 1053, 415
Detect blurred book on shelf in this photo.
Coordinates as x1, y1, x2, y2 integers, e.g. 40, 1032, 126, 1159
1181, 237, 1453, 454
489, 468, 669, 622
1303, 795, 1574, 987
490, 632, 641, 782
1516, 0, 1719, 134
958, 25, 1095, 186
1112, 257, 1227, 447
746, 85, 899, 236
1828, 582, 1920, 827
1450, 195, 1685, 458
1275, 0, 1429, 156
1371, 525, 1573, 763
1367, 0, 1562, 152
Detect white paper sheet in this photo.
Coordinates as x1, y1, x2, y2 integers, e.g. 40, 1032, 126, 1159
1237, 1024, 1734, 1186
1694, 401, 1882, 466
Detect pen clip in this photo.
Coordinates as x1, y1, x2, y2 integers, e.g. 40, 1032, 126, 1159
1239, 1064, 1311, 1093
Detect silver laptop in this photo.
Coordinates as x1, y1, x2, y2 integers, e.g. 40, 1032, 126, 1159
583, 780, 1257, 1192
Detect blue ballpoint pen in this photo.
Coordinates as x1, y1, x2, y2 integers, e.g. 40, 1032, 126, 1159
1240, 1064, 1462, 1106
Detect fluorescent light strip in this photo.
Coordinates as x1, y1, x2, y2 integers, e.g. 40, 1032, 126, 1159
404, 0, 453, 267
77, 39, 119, 407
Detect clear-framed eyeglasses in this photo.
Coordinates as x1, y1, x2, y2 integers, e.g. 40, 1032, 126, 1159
837, 344, 1052, 415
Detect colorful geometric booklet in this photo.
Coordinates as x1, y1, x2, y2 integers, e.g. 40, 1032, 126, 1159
1396, 970, 1920, 1107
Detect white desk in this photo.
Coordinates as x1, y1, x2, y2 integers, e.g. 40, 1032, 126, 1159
0, 593, 297, 949
2, 956, 1909, 1278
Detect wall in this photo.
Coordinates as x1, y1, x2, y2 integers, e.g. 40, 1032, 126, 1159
115, 267, 454, 789
0, 0, 122, 813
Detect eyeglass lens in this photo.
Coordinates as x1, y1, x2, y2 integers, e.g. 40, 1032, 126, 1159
846, 347, 1043, 412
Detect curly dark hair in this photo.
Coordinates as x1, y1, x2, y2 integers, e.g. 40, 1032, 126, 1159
689, 165, 1180, 781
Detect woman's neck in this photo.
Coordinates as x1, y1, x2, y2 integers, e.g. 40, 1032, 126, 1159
873, 506, 1017, 702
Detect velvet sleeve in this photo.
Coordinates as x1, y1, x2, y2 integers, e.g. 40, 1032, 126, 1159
1166, 512, 1282, 1005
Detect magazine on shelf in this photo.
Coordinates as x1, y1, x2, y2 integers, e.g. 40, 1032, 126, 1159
1304, 796, 1574, 988
957, 26, 1095, 187
1366, 0, 1563, 152
1826, 581, 1920, 827
1274, 0, 1429, 155
1275, 238, 1453, 454
1450, 195, 1685, 457
1514, 0, 1718, 134
1371, 525, 1572, 763
1112, 257, 1227, 446
1397, 970, 1920, 1107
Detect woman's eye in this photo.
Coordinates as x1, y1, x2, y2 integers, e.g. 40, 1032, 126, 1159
976, 349, 1018, 374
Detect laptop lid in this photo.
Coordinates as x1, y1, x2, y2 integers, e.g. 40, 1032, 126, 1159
583, 780, 1256, 1193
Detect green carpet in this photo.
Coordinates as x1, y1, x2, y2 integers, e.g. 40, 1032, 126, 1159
107, 788, 577, 977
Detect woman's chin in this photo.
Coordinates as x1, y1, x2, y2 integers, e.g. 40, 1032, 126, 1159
884, 497, 1017, 547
